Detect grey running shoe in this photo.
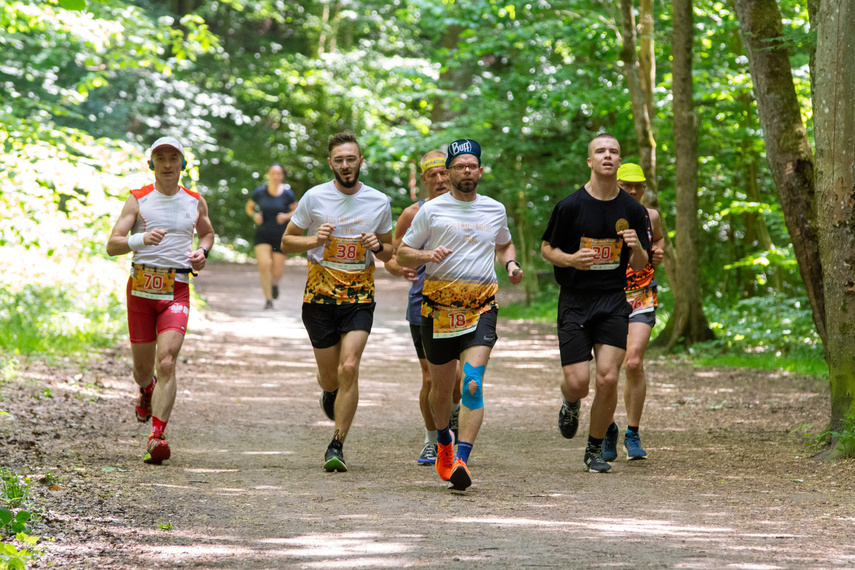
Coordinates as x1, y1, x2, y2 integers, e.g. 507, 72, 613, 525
264, 300, 274, 310
418, 442, 437, 465
602, 422, 619, 461
449, 407, 460, 440
584, 447, 612, 473
558, 400, 581, 439
319, 389, 337, 421
271, 285, 279, 300
624, 430, 648, 460
324, 439, 347, 472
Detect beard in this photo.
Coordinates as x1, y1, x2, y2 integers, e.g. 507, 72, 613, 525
452, 178, 478, 193
334, 165, 361, 189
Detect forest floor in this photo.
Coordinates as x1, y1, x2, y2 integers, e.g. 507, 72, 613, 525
2, 261, 854, 569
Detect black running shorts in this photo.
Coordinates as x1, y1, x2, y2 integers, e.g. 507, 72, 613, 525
420, 306, 498, 366
409, 324, 426, 360
557, 289, 630, 366
301, 302, 375, 349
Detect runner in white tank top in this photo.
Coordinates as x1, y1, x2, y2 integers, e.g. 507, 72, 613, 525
106, 136, 215, 466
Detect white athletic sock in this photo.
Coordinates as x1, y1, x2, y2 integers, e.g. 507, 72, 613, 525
425, 429, 437, 444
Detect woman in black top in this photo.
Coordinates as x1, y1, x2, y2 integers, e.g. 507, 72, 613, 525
244, 164, 298, 309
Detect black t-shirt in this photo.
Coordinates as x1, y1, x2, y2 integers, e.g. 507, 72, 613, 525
541, 185, 651, 292
251, 184, 297, 234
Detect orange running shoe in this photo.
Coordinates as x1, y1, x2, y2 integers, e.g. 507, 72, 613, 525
143, 434, 171, 465
449, 458, 472, 491
435, 432, 455, 481
135, 376, 156, 423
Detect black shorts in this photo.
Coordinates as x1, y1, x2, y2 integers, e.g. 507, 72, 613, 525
557, 289, 630, 366
420, 306, 498, 366
301, 302, 375, 349
629, 306, 656, 328
409, 324, 426, 360
254, 227, 286, 253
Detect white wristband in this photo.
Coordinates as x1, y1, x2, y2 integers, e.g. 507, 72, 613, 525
127, 232, 146, 251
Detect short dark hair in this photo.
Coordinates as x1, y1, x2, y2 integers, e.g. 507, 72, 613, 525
328, 131, 361, 155
587, 133, 621, 158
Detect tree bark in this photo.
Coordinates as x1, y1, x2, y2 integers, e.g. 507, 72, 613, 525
617, 0, 678, 304
813, 0, 855, 455
660, 0, 713, 349
733, 0, 826, 344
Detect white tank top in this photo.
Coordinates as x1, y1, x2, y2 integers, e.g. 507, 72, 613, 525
130, 184, 200, 284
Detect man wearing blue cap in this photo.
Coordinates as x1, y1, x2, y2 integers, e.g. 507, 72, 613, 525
541, 133, 651, 473
397, 139, 524, 491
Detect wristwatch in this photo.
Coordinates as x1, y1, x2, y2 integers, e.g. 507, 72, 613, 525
199, 247, 209, 258
371, 242, 384, 254
505, 259, 519, 270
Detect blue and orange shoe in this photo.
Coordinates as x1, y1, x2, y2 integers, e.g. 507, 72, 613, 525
448, 458, 472, 491
135, 376, 156, 423
143, 434, 171, 465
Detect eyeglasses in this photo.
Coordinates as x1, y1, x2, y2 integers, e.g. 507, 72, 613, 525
332, 156, 360, 167
450, 164, 479, 172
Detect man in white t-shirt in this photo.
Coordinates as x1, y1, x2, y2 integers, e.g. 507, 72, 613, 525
281, 131, 394, 472
106, 136, 215, 465
397, 139, 524, 491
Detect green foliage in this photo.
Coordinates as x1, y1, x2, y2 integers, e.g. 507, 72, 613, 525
0, 284, 124, 356
831, 416, 855, 457
0, 471, 30, 511
157, 522, 173, 531
0, 535, 40, 570
691, 294, 826, 376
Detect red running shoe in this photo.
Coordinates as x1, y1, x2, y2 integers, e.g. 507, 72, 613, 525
135, 376, 156, 423
143, 434, 171, 465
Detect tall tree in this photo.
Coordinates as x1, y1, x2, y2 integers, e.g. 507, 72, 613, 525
813, 0, 855, 455
662, 0, 713, 349
616, 0, 677, 291
732, 0, 825, 343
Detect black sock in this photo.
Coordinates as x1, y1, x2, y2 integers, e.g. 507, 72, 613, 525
627, 425, 639, 434
587, 435, 603, 451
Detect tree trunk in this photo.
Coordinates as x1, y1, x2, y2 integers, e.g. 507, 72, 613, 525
430, 25, 465, 127
617, 0, 678, 305
660, 0, 713, 350
813, 0, 855, 456
733, 0, 825, 344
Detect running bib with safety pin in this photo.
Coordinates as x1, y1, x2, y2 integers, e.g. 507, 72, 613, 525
321, 236, 368, 271
627, 286, 657, 317
131, 264, 176, 300
434, 306, 481, 339
580, 237, 623, 270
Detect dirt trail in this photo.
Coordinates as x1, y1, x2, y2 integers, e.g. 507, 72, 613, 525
5, 261, 855, 568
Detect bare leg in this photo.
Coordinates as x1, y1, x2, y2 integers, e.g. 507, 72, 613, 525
456, 345, 492, 445
150, 330, 186, 422
311, 330, 370, 442
131, 342, 157, 389
624, 322, 652, 427
271, 251, 287, 290
417, 358, 437, 431
254, 244, 274, 300
588, 344, 625, 438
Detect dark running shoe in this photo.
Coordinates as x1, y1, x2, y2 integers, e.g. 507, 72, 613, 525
271, 285, 279, 300
264, 300, 274, 310
319, 389, 337, 421
143, 434, 171, 465
558, 400, 581, 439
584, 447, 612, 473
324, 439, 347, 472
602, 422, 619, 461
135, 376, 156, 423
624, 430, 648, 460
418, 442, 437, 466
448, 458, 472, 491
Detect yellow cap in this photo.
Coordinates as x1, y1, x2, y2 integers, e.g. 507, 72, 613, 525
617, 163, 646, 182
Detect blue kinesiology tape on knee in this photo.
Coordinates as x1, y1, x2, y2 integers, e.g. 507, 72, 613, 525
461, 362, 486, 411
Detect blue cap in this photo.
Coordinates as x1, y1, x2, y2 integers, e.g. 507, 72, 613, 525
446, 139, 482, 169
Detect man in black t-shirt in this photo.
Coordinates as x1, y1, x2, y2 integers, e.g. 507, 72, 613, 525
541, 133, 650, 473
